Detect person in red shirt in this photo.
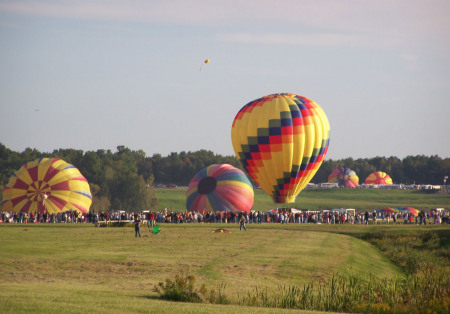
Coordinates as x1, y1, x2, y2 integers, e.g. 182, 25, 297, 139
146, 212, 154, 228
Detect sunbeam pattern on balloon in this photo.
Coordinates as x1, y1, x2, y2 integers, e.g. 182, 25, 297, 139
1, 158, 92, 214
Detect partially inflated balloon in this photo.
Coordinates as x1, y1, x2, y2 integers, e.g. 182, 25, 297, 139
397, 207, 419, 217
231, 93, 330, 203
1, 158, 92, 214
186, 164, 254, 213
365, 171, 393, 185
328, 167, 359, 188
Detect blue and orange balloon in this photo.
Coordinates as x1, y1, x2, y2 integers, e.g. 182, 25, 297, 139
186, 164, 254, 213
328, 167, 359, 188
231, 93, 330, 203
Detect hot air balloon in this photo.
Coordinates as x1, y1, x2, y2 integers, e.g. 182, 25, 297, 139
186, 164, 254, 213
1, 158, 92, 214
396, 207, 420, 217
231, 93, 330, 203
376, 207, 398, 215
365, 171, 393, 185
328, 167, 359, 188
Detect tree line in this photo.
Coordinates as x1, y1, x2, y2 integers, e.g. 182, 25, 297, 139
0, 143, 448, 212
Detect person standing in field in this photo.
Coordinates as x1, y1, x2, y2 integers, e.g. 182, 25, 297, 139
239, 214, 247, 231
146, 211, 154, 229
364, 211, 369, 225
134, 214, 141, 237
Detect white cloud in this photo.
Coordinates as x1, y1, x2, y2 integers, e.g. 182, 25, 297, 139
217, 32, 362, 47
1, 0, 449, 52
1, 0, 449, 30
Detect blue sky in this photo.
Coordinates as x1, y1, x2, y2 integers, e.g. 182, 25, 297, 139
1, 0, 449, 160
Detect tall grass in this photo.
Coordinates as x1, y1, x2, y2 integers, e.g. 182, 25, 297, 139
237, 229, 450, 313
239, 269, 449, 313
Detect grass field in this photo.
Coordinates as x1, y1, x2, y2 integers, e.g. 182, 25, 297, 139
1, 187, 449, 313
156, 187, 449, 212
1, 222, 448, 313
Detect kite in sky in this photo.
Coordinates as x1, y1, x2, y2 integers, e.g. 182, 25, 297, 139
200, 59, 210, 71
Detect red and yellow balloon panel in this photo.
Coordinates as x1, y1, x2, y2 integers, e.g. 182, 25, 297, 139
365, 171, 393, 185
1, 158, 92, 214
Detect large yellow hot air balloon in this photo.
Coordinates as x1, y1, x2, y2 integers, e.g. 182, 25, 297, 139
231, 93, 330, 203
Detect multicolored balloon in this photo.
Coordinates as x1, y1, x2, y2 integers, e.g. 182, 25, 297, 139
186, 164, 254, 213
231, 93, 330, 203
376, 207, 398, 215
396, 207, 420, 217
365, 171, 393, 185
328, 167, 359, 188
1, 158, 92, 214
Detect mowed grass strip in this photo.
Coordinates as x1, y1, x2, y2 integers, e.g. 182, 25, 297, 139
0, 223, 403, 312
0, 282, 331, 314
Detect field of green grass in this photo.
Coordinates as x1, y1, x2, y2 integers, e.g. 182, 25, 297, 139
1, 187, 449, 313
156, 187, 449, 212
1, 222, 448, 313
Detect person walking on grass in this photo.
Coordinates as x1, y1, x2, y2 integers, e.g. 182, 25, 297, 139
239, 214, 247, 231
134, 214, 141, 237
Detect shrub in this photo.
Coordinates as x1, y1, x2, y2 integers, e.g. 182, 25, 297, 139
153, 273, 229, 304
153, 274, 202, 303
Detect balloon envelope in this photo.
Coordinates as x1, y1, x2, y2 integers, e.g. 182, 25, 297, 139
328, 167, 359, 188
397, 207, 420, 217
1, 158, 92, 214
376, 207, 398, 215
186, 164, 254, 213
365, 171, 393, 185
231, 93, 330, 203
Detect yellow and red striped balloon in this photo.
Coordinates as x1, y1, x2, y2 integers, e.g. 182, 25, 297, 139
365, 171, 393, 185
1, 158, 92, 214
231, 93, 330, 203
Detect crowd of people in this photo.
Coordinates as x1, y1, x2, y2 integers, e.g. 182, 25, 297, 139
1, 208, 449, 225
